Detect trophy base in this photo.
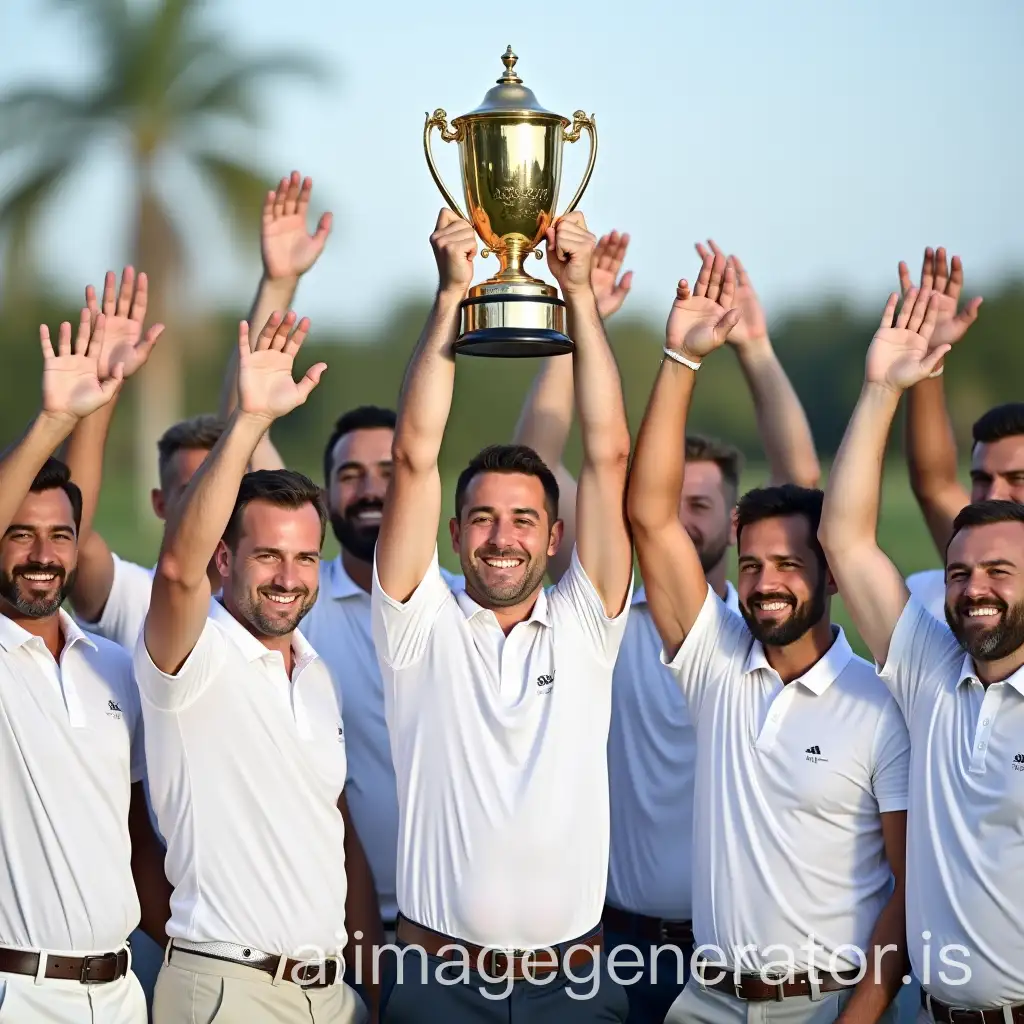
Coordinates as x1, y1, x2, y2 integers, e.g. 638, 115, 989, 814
454, 289, 572, 358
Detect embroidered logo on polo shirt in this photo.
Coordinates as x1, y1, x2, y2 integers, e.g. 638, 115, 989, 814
1013, 753, 1024, 772
805, 745, 828, 763
106, 699, 123, 720
536, 672, 554, 694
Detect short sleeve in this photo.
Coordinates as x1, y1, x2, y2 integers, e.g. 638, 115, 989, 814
78, 555, 154, 651
133, 617, 224, 712
870, 699, 910, 813
661, 584, 751, 718
124, 675, 146, 783
548, 546, 632, 664
877, 596, 963, 723
371, 548, 453, 670
906, 569, 947, 622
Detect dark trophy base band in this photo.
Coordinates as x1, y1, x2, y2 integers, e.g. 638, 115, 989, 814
454, 293, 572, 358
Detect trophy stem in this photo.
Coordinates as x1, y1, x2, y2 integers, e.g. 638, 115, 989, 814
492, 237, 539, 284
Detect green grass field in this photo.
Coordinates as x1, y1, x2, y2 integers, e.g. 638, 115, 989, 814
94, 462, 946, 659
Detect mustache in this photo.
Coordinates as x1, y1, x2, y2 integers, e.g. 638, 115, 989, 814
343, 498, 384, 520
14, 562, 66, 582
475, 546, 529, 561
258, 584, 310, 599
956, 596, 1008, 615
748, 591, 796, 607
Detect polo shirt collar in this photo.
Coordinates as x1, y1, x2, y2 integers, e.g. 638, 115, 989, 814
210, 599, 319, 671
456, 583, 552, 628
325, 555, 366, 601
743, 625, 853, 695
0, 608, 97, 654
957, 655, 1024, 698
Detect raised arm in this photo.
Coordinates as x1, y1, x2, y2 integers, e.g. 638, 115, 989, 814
375, 210, 475, 603
697, 240, 820, 487
627, 251, 741, 656
219, 171, 332, 472
0, 313, 123, 536
146, 313, 325, 674
512, 230, 633, 582
544, 214, 632, 615
900, 247, 981, 554
64, 268, 163, 621
819, 289, 948, 666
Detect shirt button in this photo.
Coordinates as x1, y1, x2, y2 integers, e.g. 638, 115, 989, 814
982, 718, 990, 726
978, 742, 987, 750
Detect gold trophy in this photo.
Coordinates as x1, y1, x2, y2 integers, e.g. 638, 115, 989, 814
424, 47, 597, 357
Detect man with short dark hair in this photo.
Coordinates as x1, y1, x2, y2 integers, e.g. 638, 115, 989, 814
371, 208, 633, 1022
136, 312, 376, 1024
820, 287, 1024, 1023
0, 315, 169, 1023
629, 262, 909, 1024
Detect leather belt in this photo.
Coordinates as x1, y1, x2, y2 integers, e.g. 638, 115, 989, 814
694, 954, 861, 1001
169, 940, 339, 989
602, 904, 693, 946
923, 989, 1024, 1024
0, 946, 129, 984
395, 916, 602, 981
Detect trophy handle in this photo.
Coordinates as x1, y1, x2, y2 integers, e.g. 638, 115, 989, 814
424, 109, 468, 221
559, 111, 598, 218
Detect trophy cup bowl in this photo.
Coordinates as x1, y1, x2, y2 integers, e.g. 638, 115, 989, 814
424, 47, 597, 357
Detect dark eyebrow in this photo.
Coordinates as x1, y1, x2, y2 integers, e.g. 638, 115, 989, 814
947, 559, 1017, 573
464, 505, 541, 519
250, 546, 320, 559
4, 523, 75, 535
335, 458, 393, 475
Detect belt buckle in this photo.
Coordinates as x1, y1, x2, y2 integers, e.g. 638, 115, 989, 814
946, 1009, 985, 1024
293, 958, 338, 988
80, 951, 119, 985
488, 948, 530, 975
658, 919, 690, 944
756, 967, 789, 1002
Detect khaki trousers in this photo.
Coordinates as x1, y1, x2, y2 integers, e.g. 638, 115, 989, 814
0, 971, 146, 1024
153, 947, 366, 1024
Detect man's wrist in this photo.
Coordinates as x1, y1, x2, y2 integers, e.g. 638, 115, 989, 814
260, 271, 300, 292
731, 334, 774, 360
37, 408, 80, 436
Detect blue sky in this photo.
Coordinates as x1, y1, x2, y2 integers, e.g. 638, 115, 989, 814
1, 0, 1021, 333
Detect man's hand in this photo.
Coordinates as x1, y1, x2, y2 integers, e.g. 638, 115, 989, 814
665, 250, 741, 362
41, 310, 124, 422
85, 267, 164, 380
430, 209, 477, 295
545, 212, 597, 297
236, 311, 326, 422
696, 240, 767, 347
591, 230, 633, 318
261, 171, 333, 282
866, 289, 948, 393
898, 246, 982, 352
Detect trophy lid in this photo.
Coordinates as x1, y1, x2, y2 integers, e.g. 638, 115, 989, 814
462, 46, 563, 119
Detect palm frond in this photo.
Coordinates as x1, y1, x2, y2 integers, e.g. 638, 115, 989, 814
192, 152, 270, 235
0, 87, 100, 152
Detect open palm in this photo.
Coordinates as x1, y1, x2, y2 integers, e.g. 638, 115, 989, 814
86, 267, 163, 379
866, 289, 947, 392
41, 311, 123, 419
665, 252, 741, 360
237, 312, 326, 419
897, 247, 982, 351
591, 231, 632, 318
261, 172, 333, 280
696, 241, 767, 346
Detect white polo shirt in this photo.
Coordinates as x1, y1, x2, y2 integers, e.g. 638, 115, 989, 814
372, 546, 631, 949
301, 556, 464, 925
606, 581, 739, 919
133, 601, 349, 956
664, 586, 910, 972
76, 553, 154, 651
906, 569, 946, 622
880, 597, 1024, 1008
0, 610, 143, 951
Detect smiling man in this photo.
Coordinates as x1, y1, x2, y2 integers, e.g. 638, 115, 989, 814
628, 262, 910, 1024
820, 286, 1024, 1021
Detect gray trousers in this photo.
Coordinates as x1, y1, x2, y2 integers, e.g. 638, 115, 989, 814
665, 975, 899, 1024
153, 947, 367, 1024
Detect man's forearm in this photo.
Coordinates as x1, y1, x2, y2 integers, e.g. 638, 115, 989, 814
392, 289, 460, 469
513, 354, 574, 468
734, 340, 820, 487
62, 400, 118, 539
820, 383, 901, 552
158, 410, 269, 585
0, 412, 77, 536
836, 888, 907, 1024
627, 359, 696, 531
567, 292, 629, 464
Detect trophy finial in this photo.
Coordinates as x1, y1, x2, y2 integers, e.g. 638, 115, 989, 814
498, 46, 522, 85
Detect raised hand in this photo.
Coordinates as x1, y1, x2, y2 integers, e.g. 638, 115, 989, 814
696, 240, 767, 347
430, 209, 477, 294
40, 309, 124, 420
237, 312, 326, 421
665, 249, 742, 362
897, 246, 982, 351
545, 212, 597, 297
591, 230, 633, 318
85, 266, 164, 379
866, 289, 948, 393
261, 171, 333, 281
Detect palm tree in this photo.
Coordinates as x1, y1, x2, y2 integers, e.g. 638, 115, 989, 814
0, 0, 321, 520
